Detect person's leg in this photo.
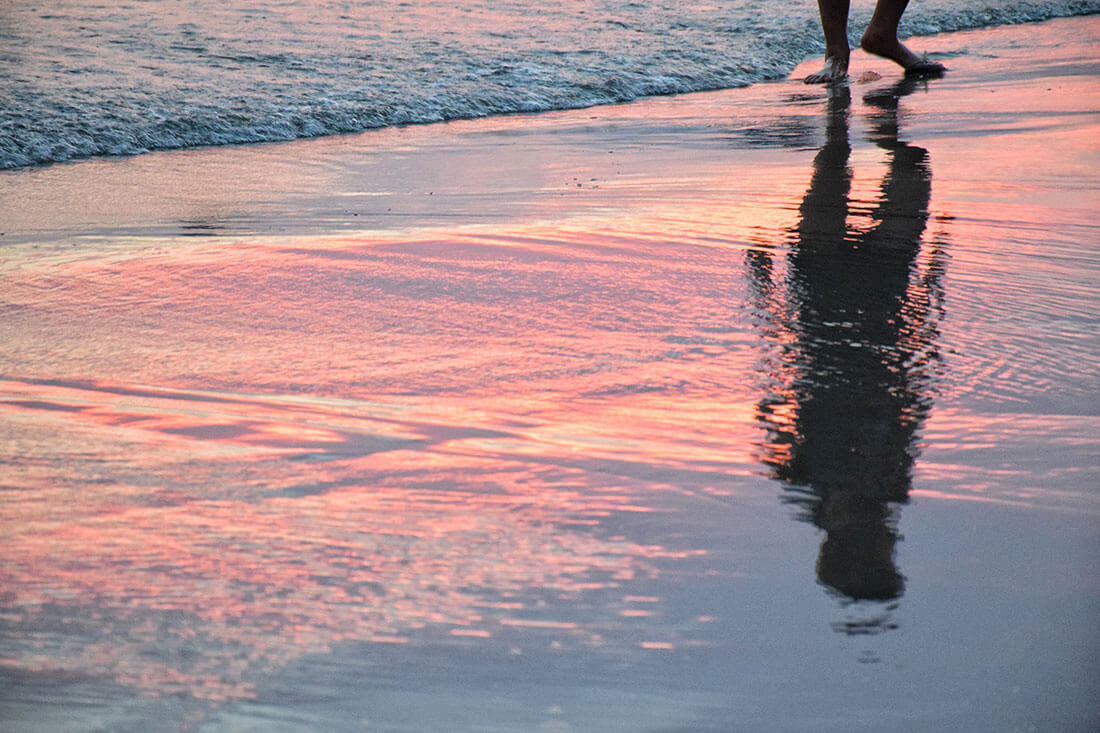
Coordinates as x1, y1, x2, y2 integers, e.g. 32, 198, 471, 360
860, 0, 945, 75
804, 0, 851, 84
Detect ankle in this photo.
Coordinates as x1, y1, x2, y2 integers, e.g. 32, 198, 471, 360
860, 29, 894, 54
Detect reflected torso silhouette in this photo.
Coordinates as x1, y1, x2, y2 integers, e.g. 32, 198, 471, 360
750, 81, 945, 606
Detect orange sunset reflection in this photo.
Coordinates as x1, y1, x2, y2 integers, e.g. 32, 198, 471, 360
3, 30, 1098, 705
1, 374, 717, 701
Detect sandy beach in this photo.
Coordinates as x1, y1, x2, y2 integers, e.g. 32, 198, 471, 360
1, 15, 1098, 732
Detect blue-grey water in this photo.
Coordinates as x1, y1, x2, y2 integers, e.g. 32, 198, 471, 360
1, 0, 1098, 168
1, 6, 1099, 733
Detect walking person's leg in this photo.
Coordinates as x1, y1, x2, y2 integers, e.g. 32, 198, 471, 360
805, 0, 945, 84
804, 0, 851, 84
860, 0, 946, 76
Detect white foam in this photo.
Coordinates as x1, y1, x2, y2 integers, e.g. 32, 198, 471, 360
1, 0, 1096, 169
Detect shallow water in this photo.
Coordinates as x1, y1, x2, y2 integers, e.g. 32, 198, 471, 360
2, 17, 1099, 733
2, 0, 1097, 168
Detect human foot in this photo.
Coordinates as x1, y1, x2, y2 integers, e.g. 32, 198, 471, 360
804, 54, 850, 84
860, 31, 945, 76
902, 56, 946, 77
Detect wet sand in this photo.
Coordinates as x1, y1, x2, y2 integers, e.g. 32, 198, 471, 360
1, 16, 1098, 733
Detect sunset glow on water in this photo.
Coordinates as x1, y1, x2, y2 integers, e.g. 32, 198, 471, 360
2, 16, 1098, 732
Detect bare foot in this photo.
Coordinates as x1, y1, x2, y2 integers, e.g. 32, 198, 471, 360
804, 54, 850, 84
860, 30, 945, 76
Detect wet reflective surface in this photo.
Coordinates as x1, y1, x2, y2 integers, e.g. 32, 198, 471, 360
750, 80, 943, 623
2, 19, 1098, 733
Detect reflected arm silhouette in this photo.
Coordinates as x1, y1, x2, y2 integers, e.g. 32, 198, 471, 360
749, 81, 945, 609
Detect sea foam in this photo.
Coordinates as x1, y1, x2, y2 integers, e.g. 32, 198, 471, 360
1, 0, 1097, 169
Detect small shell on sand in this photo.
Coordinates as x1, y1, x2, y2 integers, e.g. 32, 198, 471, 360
857, 70, 883, 83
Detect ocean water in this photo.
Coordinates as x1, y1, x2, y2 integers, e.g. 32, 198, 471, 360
2, 10, 1099, 733
2, 0, 1098, 169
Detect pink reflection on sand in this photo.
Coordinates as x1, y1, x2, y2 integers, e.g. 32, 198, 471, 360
3, 475, 674, 699
5, 37, 1096, 701
1, 373, 718, 700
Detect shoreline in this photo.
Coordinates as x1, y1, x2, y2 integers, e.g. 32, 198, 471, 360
0, 16, 1095, 248
1, 14, 1098, 732
3, 4, 1097, 172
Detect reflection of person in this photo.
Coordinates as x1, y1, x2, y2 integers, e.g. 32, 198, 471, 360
805, 0, 946, 84
748, 80, 946, 621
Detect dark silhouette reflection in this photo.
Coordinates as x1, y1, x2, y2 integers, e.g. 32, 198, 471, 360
747, 81, 947, 631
